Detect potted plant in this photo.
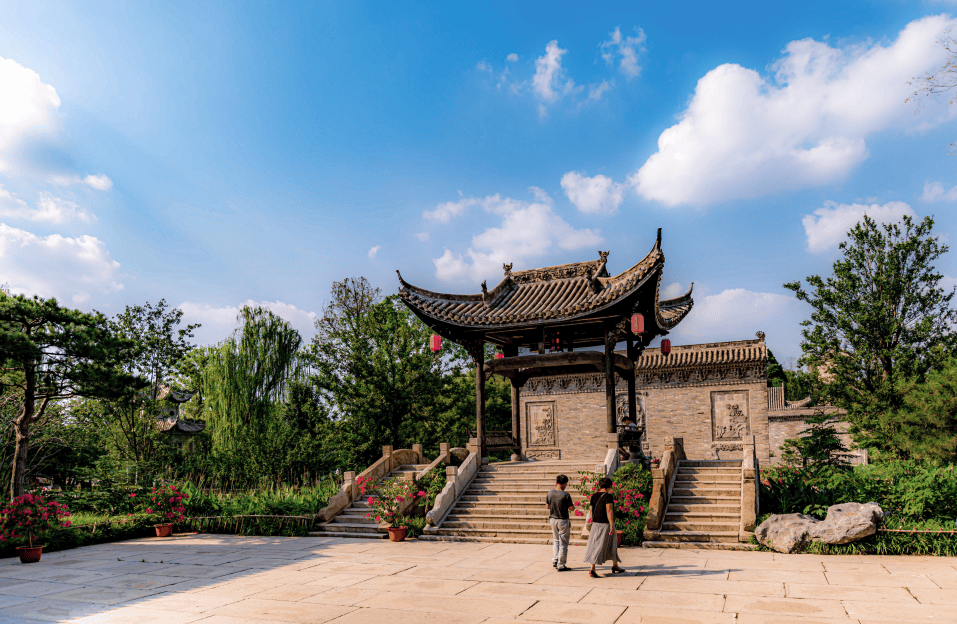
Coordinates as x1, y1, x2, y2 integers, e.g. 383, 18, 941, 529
145, 484, 188, 537
365, 478, 425, 541
0, 493, 71, 563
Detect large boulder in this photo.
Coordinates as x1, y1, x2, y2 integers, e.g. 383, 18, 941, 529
755, 503, 884, 553
809, 502, 884, 545
754, 513, 817, 553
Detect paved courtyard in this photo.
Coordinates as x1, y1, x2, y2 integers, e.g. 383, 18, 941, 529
0, 535, 953, 623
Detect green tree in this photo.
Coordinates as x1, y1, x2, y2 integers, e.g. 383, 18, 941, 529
0, 294, 142, 498
780, 411, 851, 471
885, 356, 957, 462
307, 278, 469, 470
785, 215, 957, 458
202, 306, 302, 482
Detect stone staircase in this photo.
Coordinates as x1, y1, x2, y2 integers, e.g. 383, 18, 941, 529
310, 463, 428, 539
643, 459, 756, 550
418, 460, 599, 545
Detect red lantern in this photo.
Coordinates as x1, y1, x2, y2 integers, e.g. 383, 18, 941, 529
430, 335, 442, 352
661, 339, 671, 356
630, 313, 644, 334
494, 352, 504, 359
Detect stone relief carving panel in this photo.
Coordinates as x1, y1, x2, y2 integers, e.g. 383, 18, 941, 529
526, 401, 557, 447
711, 391, 750, 441
525, 449, 561, 459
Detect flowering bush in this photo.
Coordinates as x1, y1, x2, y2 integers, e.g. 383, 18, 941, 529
574, 463, 652, 546
364, 477, 425, 528
0, 493, 71, 547
145, 484, 188, 525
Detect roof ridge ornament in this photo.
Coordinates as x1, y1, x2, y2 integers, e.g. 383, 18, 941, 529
481, 280, 489, 307
590, 250, 609, 293
503, 263, 513, 278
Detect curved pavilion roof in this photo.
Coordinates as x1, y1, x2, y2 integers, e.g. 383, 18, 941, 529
397, 229, 694, 350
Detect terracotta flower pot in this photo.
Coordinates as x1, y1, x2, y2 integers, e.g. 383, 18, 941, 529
154, 523, 173, 537
387, 526, 407, 542
16, 545, 42, 564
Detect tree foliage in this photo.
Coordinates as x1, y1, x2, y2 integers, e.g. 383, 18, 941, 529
785, 215, 957, 458
0, 294, 142, 498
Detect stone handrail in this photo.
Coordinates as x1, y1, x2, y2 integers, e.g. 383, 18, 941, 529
424, 439, 480, 529
417, 443, 450, 480
739, 435, 759, 541
391, 448, 419, 467
643, 437, 685, 538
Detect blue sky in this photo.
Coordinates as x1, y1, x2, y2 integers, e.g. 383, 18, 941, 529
2, 1, 957, 363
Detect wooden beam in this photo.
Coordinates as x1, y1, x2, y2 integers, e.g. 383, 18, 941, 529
605, 328, 616, 435
485, 351, 633, 373
475, 349, 486, 459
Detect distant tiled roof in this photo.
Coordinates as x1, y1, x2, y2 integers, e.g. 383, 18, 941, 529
398, 235, 692, 331
632, 338, 767, 370
155, 386, 197, 403
156, 416, 207, 433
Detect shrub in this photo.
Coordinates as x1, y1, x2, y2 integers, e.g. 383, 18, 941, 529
574, 463, 653, 546
146, 484, 188, 525
0, 493, 71, 547
365, 478, 425, 528
396, 515, 426, 538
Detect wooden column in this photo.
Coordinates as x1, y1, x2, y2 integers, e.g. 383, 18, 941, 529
505, 346, 521, 461
626, 338, 637, 425
475, 350, 486, 459
604, 328, 617, 435
510, 381, 521, 461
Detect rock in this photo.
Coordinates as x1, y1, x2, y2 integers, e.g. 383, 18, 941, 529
754, 513, 817, 553
808, 502, 884, 545
755, 503, 884, 553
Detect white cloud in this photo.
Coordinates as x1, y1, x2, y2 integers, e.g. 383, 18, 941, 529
179, 300, 318, 346
414, 232, 430, 242
588, 80, 613, 101
0, 223, 122, 304
506, 53, 519, 63
367, 245, 380, 259
802, 200, 916, 252
423, 197, 480, 223
561, 171, 625, 215
633, 15, 957, 207
431, 189, 603, 283
662, 282, 685, 299
600, 26, 646, 79
922, 180, 957, 202
0, 187, 93, 223
82, 174, 113, 191
670, 287, 805, 360
476, 60, 492, 73
531, 41, 582, 112
0, 57, 61, 174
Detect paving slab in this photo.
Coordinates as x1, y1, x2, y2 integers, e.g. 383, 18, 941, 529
0, 597, 103, 622
616, 607, 737, 623
722, 595, 850, 619
785, 582, 914, 603
459, 581, 592, 603
907, 586, 957, 605
350, 576, 479, 595
823, 570, 939, 588
518, 600, 626, 623
353, 590, 537, 618
329, 608, 487, 624
637, 577, 784, 597
843, 599, 957, 621
209, 597, 356, 623
581, 588, 725, 611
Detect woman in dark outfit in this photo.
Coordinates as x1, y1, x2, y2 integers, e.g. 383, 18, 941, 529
583, 477, 624, 577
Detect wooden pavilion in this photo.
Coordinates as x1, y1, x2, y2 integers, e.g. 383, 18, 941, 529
397, 229, 694, 459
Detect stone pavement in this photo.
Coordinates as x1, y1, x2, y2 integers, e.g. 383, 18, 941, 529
0, 535, 954, 623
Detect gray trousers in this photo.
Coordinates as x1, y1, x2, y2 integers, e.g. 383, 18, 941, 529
550, 518, 570, 565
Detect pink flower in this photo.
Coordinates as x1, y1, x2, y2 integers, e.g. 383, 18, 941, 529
639, 506, 644, 513
375, 516, 381, 522
586, 518, 592, 524
129, 493, 136, 498
417, 490, 426, 498
396, 496, 404, 503
367, 497, 374, 505
574, 510, 584, 517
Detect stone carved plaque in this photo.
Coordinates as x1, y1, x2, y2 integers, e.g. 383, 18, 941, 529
526, 401, 557, 447
711, 391, 750, 441
526, 449, 560, 459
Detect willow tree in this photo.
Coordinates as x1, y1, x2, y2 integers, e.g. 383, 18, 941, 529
202, 306, 302, 480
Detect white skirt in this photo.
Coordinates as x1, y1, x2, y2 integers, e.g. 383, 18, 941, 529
583, 522, 621, 565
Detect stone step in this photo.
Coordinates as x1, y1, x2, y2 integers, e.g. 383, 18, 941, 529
666, 504, 740, 513
426, 527, 589, 541
329, 515, 378, 525
642, 541, 757, 551
418, 534, 589, 546
443, 519, 587, 530
671, 488, 740, 498
674, 475, 740, 483
480, 464, 599, 474
471, 477, 587, 485
676, 467, 741, 475
664, 512, 741, 522
317, 522, 386, 534
669, 496, 741, 505
662, 521, 740, 532
679, 460, 741, 468
308, 531, 388, 540
655, 531, 740, 543
451, 506, 587, 517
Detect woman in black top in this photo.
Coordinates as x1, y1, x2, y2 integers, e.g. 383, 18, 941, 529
582, 477, 624, 577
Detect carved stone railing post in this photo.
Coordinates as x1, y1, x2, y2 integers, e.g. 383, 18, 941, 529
412, 443, 424, 464
644, 436, 682, 540
446, 465, 458, 495
467, 438, 479, 456
382, 445, 394, 472
739, 435, 758, 541
343, 471, 357, 501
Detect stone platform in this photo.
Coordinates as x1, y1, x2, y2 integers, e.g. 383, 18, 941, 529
0, 534, 955, 622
